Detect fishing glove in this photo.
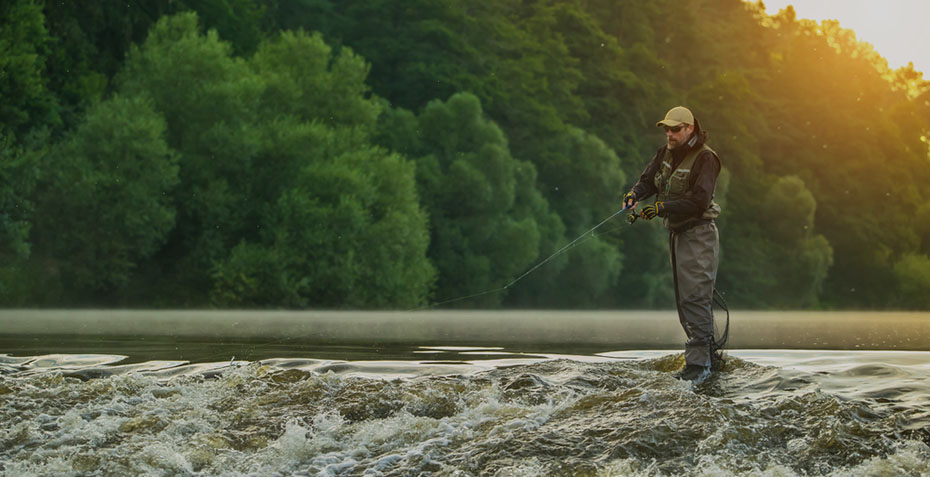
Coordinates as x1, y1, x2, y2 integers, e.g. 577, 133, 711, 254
621, 191, 637, 208
640, 202, 664, 220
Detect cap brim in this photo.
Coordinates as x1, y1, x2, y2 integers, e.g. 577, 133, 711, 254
656, 119, 684, 127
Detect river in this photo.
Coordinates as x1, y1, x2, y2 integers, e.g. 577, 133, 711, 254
2, 310, 929, 476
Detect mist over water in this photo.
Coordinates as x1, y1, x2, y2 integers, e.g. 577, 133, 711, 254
3, 311, 930, 476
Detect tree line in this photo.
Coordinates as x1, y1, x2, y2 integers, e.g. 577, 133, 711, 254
1, 0, 929, 309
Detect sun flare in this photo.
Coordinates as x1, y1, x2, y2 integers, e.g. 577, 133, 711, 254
756, 0, 930, 74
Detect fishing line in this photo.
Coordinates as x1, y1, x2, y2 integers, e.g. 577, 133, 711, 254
423, 205, 633, 309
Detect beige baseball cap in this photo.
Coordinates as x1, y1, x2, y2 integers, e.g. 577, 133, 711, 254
656, 106, 694, 127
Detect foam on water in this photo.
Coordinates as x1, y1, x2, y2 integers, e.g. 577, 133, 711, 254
3, 352, 930, 476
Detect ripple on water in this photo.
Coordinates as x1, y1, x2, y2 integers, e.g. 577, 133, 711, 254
1, 353, 930, 476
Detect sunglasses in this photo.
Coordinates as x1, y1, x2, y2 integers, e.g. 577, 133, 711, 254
664, 124, 687, 133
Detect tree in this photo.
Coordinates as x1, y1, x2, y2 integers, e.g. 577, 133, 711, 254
211, 121, 435, 308
0, 135, 41, 303
0, 0, 58, 139
115, 14, 434, 307
207, 28, 435, 308
916, 203, 930, 255
32, 95, 178, 299
250, 30, 381, 130
0, 1, 55, 304
381, 93, 562, 307
512, 126, 626, 307
5, 0, 930, 309
725, 176, 833, 308
116, 12, 264, 301
181, 0, 271, 55
893, 254, 930, 310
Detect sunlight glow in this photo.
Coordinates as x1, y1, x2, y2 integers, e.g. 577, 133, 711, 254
755, 0, 930, 74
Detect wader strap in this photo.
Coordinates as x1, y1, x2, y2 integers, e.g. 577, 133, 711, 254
669, 230, 692, 341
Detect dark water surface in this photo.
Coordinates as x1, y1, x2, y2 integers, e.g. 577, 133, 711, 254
2, 310, 930, 476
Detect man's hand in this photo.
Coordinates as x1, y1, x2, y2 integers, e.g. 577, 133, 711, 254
621, 191, 637, 209
641, 202, 664, 220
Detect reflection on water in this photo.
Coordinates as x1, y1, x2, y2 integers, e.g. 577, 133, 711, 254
2, 311, 930, 475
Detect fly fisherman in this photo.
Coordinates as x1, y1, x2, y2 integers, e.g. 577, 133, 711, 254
621, 106, 722, 384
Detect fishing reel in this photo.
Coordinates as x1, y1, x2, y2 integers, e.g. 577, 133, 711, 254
626, 210, 642, 224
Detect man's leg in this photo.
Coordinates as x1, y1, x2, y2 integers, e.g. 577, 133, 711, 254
672, 222, 719, 368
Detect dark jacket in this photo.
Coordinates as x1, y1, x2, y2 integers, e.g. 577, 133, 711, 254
631, 118, 720, 220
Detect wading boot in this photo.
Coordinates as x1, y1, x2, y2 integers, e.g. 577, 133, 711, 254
675, 365, 712, 385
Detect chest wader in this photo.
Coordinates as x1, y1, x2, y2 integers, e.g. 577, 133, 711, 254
655, 145, 723, 369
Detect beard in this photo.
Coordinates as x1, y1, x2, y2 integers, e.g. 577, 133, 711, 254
667, 131, 692, 150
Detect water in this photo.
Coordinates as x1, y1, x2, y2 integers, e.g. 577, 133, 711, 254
2, 311, 930, 476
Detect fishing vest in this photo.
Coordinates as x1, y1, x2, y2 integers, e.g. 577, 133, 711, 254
653, 143, 721, 231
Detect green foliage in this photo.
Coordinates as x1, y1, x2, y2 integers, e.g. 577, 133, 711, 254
39, 0, 273, 129
0, 12, 437, 308
0, 0, 54, 302
220, 29, 433, 308
211, 122, 434, 308
0, 135, 37, 267
405, 93, 557, 306
762, 176, 817, 245
125, 14, 433, 307
3, 0, 930, 309
251, 30, 380, 130
273, 0, 483, 113
893, 254, 930, 310
33, 95, 178, 296
39, 0, 177, 132
723, 176, 833, 308
517, 127, 626, 307
211, 242, 295, 307
115, 12, 263, 300
182, 0, 270, 55
916, 203, 930, 254
0, 0, 58, 139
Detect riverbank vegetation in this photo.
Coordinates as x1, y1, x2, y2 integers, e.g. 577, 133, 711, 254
2, 0, 928, 309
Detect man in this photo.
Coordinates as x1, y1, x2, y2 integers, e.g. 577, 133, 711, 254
621, 106, 722, 384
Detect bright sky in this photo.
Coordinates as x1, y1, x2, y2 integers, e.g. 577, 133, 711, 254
757, 0, 930, 75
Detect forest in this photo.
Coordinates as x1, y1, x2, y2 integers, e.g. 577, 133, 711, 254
1, 0, 929, 309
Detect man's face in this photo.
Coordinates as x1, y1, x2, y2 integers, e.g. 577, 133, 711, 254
664, 123, 693, 150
